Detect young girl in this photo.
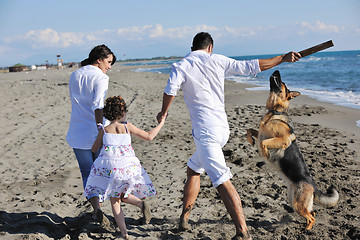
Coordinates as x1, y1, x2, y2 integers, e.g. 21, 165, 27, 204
84, 96, 165, 239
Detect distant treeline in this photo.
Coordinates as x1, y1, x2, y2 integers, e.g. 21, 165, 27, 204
119, 56, 182, 62
0, 56, 184, 71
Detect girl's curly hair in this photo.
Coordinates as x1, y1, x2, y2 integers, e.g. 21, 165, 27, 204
103, 96, 128, 121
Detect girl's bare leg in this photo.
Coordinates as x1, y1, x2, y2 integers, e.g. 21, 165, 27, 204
121, 194, 151, 224
110, 197, 128, 239
121, 194, 142, 208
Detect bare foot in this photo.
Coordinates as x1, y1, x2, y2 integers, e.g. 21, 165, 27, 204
95, 209, 111, 229
121, 233, 129, 239
142, 201, 151, 224
179, 213, 190, 231
231, 231, 252, 240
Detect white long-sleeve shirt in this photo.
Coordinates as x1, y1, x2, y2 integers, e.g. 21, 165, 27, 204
164, 50, 261, 129
66, 65, 109, 149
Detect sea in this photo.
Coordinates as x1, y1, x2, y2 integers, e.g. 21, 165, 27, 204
124, 50, 360, 126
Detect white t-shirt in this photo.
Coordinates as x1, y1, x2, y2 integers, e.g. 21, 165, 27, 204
66, 65, 109, 149
164, 50, 261, 129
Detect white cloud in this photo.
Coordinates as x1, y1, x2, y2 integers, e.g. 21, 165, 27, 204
116, 25, 154, 40
4, 28, 86, 48
1, 21, 358, 67
114, 24, 218, 42
149, 24, 164, 38
224, 26, 259, 37
296, 21, 340, 35
26, 28, 60, 46
1, 21, 347, 52
59, 32, 85, 47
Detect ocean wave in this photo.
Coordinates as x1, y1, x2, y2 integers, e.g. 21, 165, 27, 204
298, 88, 360, 109
122, 59, 179, 66
245, 84, 360, 109
132, 66, 170, 73
226, 75, 258, 83
299, 56, 336, 62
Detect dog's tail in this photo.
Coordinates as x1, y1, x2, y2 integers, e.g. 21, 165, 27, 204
314, 186, 339, 208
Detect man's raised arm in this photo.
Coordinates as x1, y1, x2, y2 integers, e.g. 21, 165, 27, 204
259, 51, 301, 71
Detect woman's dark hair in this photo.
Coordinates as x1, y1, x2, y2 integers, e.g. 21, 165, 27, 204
191, 32, 214, 51
81, 44, 117, 66
103, 96, 127, 121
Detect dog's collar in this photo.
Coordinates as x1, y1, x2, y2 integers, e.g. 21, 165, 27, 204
269, 110, 288, 116
269, 110, 294, 133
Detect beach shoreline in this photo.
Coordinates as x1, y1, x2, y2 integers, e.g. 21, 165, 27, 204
0, 64, 359, 239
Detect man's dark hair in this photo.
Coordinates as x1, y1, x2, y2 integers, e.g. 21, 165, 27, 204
191, 32, 214, 51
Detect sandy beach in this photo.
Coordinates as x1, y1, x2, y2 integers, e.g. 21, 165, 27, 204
0, 63, 359, 240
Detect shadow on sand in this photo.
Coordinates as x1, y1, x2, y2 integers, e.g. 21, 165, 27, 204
0, 210, 117, 239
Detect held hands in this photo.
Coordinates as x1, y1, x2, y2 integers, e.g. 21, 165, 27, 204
282, 51, 301, 63
156, 112, 168, 124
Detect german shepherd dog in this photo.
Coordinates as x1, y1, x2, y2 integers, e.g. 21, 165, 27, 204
246, 70, 339, 230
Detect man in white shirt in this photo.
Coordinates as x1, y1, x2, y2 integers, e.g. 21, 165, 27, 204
157, 32, 301, 240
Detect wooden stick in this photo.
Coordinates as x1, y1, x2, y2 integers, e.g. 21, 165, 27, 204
299, 40, 334, 58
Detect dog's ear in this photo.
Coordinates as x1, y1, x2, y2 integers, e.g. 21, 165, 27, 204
270, 70, 282, 93
289, 91, 301, 99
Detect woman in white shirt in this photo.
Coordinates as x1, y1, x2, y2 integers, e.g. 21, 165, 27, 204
66, 44, 116, 223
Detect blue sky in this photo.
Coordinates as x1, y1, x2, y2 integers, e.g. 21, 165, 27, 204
0, 0, 359, 67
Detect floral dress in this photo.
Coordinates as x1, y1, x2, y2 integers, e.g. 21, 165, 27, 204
84, 123, 156, 201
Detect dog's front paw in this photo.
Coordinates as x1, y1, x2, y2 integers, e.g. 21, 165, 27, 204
261, 145, 269, 157
247, 135, 255, 146
246, 129, 258, 146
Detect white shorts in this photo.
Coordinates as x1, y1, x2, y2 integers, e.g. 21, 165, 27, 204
187, 126, 233, 188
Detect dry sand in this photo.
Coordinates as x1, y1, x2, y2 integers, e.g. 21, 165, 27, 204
0, 63, 359, 240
